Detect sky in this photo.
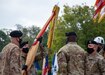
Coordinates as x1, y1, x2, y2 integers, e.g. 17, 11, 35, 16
0, 0, 95, 30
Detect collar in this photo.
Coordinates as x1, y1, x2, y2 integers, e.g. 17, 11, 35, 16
68, 42, 77, 44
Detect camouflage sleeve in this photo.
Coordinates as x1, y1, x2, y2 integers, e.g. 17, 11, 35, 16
57, 51, 68, 75
99, 50, 104, 56
35, 48, 43, 61
29, 64, 37, 75
35, 47, 48, 61
10, 47, 21, 75
98, 59, 105, 75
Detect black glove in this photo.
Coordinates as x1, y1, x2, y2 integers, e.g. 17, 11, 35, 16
20, 41, 28, 48
37, 36, 43, 43
22, 64, 28, 71
22, 48, 29, 53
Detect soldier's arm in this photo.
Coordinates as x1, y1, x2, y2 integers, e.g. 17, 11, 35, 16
57, 51, 68, 75
35, 45, 47, 61
98, 59, 105, 75
10, 47, 21, 75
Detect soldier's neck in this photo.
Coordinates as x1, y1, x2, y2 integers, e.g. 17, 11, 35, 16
11, 39, 19, 46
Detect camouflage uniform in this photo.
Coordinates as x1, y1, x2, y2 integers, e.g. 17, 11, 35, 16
20, 53, 37, 75
35, 45, 47, 67
99, 49, 105, 58
0, 43, 21, 75
85, 53, 105, 75
57, 42, 86, 75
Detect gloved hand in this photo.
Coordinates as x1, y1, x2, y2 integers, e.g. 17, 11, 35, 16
22, 64, 28, 71
20, 41, 28, 48
37, 36, 43, 43
22, 48, 29, 53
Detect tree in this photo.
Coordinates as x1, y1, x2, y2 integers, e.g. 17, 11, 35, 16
0, 30, 10, 51
52, 4, 105, 51
15, 24, 48, 47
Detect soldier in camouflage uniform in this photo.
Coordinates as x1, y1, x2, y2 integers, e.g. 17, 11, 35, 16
57, 32, 86, 75
34, 42, 48, 74
94, 36, 105, 58
84, 40, 105, 75
0, 30, 23, 75
20, 41, 37, 75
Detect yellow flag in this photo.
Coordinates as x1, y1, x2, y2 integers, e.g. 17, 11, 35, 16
47, 5, 60, 48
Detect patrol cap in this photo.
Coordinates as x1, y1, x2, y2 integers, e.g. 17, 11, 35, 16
87, 40, 98, 45
10, 30, 23, 37
65, 32, 77, 37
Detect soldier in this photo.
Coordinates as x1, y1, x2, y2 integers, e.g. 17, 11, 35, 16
57, 32, 86, 75
94, 36, 105, 58
21, 37, 45, 75
0, 30, 23, 75
34, 37, 47, 74
20, 41, 37, 75
85, 40, 105, 75
94, 36, 105, 52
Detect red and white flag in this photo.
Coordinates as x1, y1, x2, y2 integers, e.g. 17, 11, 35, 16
93, 0, 105, 22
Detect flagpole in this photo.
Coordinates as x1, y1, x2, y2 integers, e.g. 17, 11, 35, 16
22, 5, 60, 75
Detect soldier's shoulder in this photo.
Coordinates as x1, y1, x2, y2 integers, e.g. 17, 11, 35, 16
73, 44, 85, 53
3, 43, 18, 49
96, 54, 105, 65
9, 43, 19, 47
57, 45, 68, 55
97, 53, 104, 60
2, 43, 19, 53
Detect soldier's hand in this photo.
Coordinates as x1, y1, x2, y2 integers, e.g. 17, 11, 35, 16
22, 48, 29, 53
37, 36, 43, 43
22, 64, 28, 71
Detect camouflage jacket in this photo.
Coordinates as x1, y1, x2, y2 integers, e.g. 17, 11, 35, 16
99, 49, 105, 58
20, 53, 37, 75
57, 42, 86, 75
0, 43, 21, 75
85, 53, 105, 75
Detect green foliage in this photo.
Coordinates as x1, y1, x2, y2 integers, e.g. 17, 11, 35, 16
0, 30, 10, 51
22, 25, 40, 45
15, 24, 48, 47
52, 5, 105, 51
37, 70, 42, 75
1, 4, 105, 73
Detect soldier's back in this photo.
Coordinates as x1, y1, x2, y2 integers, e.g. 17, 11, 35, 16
1, 43, 21, 75
58, 42, 85, 75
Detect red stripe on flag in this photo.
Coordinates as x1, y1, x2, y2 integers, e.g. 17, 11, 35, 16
93, 0, 105, 19
32, 11, 55, 46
